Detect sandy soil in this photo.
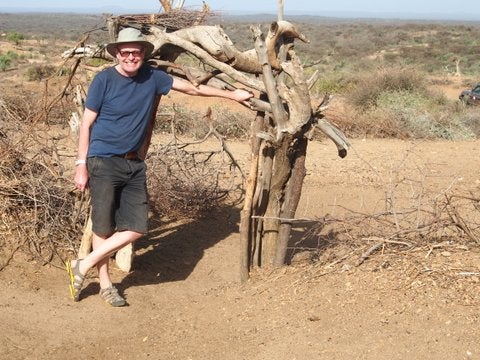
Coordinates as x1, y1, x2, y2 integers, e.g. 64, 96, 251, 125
1, 130, 479, 360
1, 37, 479, 360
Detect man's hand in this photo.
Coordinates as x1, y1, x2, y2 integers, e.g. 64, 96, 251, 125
231, 88, 254, 102
74, 165, 89, 192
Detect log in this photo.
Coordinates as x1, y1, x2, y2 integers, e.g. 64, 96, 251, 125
251, 25, 288, 134
278, 51, 312, 134
274, 137, 307, 266
266, 21, 309, 70
78, 214, 92, 259
147, 27, 266, 92
154, 25, 263, 73
260, 136, 292, 265
115, 243, 134, 272
315, 119, 350, 158
239, 112, 264, 281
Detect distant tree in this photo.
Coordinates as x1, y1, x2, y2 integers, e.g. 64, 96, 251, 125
6, 31, 24, 45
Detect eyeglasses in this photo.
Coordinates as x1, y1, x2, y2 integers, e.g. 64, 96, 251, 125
117, 49, 144, 58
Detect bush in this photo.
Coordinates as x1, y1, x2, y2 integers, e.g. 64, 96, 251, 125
348, 68, 426, 111
0, 55, 12, 72
311, 74, 350, 95
154, 105, 251, 140
83, 58, 110, 67
25, 65, 57, 81
6, 31, 25, 45
343, 67, 480, 139
452, 107, 480, 138
0, 51, 19, 71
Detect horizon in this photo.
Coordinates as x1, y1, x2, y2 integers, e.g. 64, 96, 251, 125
1, 9, 480, 22
1, 1, 480, 22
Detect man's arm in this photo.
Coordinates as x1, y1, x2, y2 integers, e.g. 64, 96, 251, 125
74, 107, 97, 192
171, 77, 253, 103
137, 95, 161, 160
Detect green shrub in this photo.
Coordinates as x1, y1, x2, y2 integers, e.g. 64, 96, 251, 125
312, 75, 350, 95
6, 31, 24, 45
0, 55, 12, 71
344, 67, 479, 139
348, 68, 426, 111
6, 51, 19, 60
0, 51, 19, 71
83, 58, 110, 67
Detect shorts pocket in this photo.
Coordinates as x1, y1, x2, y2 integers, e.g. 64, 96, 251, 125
87, 157, 101, 175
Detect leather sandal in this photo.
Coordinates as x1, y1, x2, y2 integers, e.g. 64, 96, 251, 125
66, 259, 85, 302
99, 285, 126, 307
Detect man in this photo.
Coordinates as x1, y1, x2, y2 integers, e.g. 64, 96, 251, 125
67, 27, 252, 307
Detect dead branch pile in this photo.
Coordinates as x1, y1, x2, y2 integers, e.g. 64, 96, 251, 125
291, 178, 480, 271
0, 118, 87, 270
1, 93, 39, 124
281, 187, 480, 294
147, 117, 244, 219
110, 9, 213, 32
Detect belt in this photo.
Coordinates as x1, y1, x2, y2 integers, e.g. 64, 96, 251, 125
114, 151, 138, 160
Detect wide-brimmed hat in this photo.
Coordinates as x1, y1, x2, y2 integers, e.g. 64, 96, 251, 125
106, 28, 155, 59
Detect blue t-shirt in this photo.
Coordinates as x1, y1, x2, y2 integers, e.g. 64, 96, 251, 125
85, 64, 173, 157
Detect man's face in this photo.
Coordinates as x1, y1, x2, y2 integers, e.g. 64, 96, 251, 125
116, 43, 145, 76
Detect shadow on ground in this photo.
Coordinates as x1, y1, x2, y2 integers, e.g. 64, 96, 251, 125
120, 205, 240, 289
78, 208, 345, 299
284, 220, 349, 265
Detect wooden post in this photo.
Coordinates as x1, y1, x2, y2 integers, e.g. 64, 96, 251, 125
78, 211, 92, 259
239, 113, 264, 282
274, 137, 308, 266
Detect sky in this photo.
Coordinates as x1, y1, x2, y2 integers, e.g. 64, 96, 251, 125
1, 0, 480, 20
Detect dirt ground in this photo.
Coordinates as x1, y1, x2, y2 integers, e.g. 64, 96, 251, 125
1, 127, 480, 359
1, 39, 480, 360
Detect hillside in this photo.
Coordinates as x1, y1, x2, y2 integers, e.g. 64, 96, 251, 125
1, 13, 479, 360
